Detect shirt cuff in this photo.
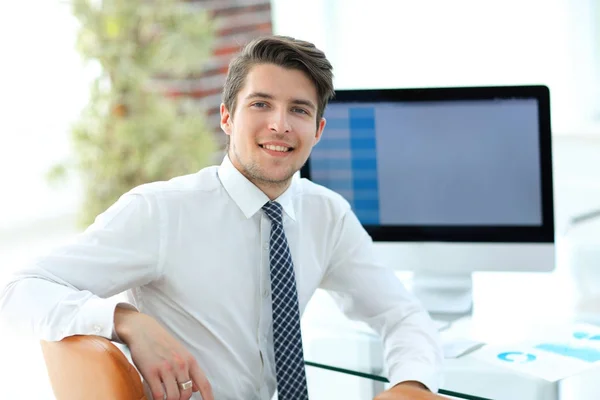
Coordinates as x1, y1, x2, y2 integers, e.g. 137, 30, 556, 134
388, 362, 442, 394
75, 297, 138, 342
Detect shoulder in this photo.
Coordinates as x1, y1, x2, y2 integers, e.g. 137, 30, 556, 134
295, 177, 352, 218
127, 165, 221, 199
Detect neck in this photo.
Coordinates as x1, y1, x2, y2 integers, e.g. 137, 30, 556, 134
255, 179, 292, 201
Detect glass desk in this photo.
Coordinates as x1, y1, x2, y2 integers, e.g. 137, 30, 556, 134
301, 268, 600, 400
304, 359, 491, 400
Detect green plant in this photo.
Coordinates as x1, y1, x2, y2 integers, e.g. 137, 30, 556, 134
50, 0, 217, 226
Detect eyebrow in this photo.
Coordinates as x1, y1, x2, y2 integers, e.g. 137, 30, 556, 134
245, 92, 317, 111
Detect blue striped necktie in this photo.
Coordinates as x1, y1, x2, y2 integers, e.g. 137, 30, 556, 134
262, 201, 309, 400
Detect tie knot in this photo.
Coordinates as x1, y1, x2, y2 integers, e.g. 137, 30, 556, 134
262, 201, 283, 225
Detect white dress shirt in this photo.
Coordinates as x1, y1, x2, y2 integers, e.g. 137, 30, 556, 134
0, 155, 442, 399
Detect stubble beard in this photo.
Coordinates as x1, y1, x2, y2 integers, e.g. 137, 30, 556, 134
232, 146, 296, 190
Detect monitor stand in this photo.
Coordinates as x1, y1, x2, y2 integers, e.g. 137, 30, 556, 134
411, 271, 473, 316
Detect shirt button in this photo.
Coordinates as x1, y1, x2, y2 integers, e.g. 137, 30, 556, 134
93, 325, 102, 334
263, 242, 269, 250
262, 288, 270, 298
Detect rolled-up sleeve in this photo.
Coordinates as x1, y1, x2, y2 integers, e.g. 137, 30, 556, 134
0, 191, 163, 342
319, 209, 443, 392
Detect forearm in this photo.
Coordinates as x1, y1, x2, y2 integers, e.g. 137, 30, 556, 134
0, 273, 120, 341
382, 308, 443, 392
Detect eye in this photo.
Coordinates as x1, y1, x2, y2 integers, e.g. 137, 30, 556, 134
292, 107, 309, 115
251, 102, 268, 109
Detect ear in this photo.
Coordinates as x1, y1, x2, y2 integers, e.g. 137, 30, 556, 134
313, 117, 326, 146
220, 103, 232, 135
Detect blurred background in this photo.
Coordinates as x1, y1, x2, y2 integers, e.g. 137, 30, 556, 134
1, 0, 600, 398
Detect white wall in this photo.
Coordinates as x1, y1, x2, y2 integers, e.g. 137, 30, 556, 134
0, 1, 86, 232
553, 135, 600, 230
272, 0, 600, 136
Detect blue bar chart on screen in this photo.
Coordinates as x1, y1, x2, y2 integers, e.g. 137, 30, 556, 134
311, 106, 380, 224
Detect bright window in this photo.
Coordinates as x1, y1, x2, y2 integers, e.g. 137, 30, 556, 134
272, 0, 600, 135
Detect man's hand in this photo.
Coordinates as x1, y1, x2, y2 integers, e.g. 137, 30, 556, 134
115, 307, 213, 400
374, 381, 446, 400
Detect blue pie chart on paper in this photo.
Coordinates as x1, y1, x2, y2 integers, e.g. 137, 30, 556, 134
497, 351, 537, 363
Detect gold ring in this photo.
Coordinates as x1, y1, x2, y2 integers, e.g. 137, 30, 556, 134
179, 380, 193, 391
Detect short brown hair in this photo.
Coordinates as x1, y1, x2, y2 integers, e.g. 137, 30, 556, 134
222, 35, 335, 126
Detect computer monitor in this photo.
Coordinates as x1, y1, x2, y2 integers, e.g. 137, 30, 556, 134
301, 85, 555, 314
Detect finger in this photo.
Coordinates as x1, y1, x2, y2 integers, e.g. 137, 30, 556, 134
160, 370, 181, 400
189, 361, 214, 400
173, 354, 193, 400
176, 374, 193, 400
146, 371, 166, 400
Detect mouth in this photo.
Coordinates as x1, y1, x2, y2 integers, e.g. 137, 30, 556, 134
259, 144, 294, 153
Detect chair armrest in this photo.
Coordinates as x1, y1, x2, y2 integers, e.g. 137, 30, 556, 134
41, 335, 147, 400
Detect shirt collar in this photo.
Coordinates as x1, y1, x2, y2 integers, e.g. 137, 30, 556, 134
217, 155, 296, 221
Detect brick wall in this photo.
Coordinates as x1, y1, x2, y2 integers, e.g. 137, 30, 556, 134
165, 0, 273, 149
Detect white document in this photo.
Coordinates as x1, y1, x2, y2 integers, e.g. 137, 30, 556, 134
472, 323, 600, 381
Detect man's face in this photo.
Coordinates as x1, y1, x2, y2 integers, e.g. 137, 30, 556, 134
220, 63, 326, 189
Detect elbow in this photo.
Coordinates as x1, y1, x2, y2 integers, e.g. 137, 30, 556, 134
0, 277, 26, 331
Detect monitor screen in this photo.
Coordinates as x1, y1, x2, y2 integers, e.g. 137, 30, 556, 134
301, 86, 554, 243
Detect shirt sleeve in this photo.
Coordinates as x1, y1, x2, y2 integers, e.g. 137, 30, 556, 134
319, 209, 444, 393
0, 191, 163, 342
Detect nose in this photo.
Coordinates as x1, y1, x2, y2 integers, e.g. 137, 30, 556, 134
268, 109, 291, 133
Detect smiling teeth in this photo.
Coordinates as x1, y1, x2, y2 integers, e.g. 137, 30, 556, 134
263, 145, 289, 152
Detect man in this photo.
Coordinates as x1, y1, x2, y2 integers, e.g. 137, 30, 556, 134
0, 36, 443, 400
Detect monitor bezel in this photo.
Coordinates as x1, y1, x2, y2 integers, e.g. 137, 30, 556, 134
300, 85, 554, 243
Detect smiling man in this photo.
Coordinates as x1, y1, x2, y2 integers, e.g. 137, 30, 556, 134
221, 62, 325, 200
0, 36, 444, 400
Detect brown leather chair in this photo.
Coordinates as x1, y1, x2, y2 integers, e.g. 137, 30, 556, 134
41, 336, 449, 400
41, 335, 147, 400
